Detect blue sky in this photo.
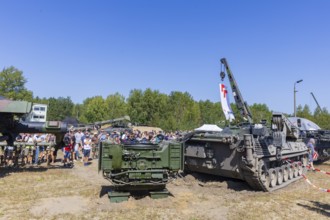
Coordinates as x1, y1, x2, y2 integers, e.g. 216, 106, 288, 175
0, 0, 329, 115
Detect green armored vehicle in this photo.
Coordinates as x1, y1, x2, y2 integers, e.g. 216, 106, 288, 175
0, 96, 67, 148
183, 58, 309, 192
98, 140, 183, 202
70, 116, 131, 133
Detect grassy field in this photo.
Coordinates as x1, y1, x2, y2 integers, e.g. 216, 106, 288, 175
0, 159, 329, 220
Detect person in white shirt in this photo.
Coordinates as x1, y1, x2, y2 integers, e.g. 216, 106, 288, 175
83, 136, 92, 166
74, 130, 83, 161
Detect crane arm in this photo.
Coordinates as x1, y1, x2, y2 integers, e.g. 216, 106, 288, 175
220, 58, 253, 123
311, 92, 323, 113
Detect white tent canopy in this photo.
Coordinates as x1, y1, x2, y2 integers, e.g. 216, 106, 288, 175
195, 124, 222, 132
288, 117, 321, 131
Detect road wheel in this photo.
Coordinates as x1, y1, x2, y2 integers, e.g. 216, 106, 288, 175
298, 162, 303, 176
282, 165, 289, 182
259, 161, 269, 187
293, 163, 299, 178
268, 168, 277, 187
287, 165, 293, 180
276, 167, 283, 185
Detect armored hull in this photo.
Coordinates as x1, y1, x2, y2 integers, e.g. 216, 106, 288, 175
99, 141, 183, 191
184, 118, 309, 192
306, 130, 330, 160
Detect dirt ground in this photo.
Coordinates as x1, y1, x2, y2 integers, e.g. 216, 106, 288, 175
0, 155, 329, 220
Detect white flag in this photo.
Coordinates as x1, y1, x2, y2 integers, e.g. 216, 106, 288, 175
219, 83, 235, 122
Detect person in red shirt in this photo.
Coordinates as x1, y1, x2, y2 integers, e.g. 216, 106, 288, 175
63, 133, 73, 167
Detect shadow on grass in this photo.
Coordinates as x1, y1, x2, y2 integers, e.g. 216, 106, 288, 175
0, 163, 73, 178
99, 185, 174, 201
297, 201, 330, 217
183, 172, 253, 192
99, 185, 114, 197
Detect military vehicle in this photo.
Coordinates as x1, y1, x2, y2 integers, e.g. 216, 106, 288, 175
98, 140, 183, 202
288, 117, 330, 161
70, 116, 131, 134
306, 130, 330, 160
0, 97, 67, 149
305, 93, 330, 159
183, 58, 309, 192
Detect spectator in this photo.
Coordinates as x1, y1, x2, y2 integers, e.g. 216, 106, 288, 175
83, 135, 92, 166
33, 133, 42, 165
0, 145, 3, 166
24, 134, 34, 165
69, 130, 76, 162
38, 134, 47, 164
4, 145, 14, 167
307, 138, 316, 170
91, 133, 98, 159
63, 132, 73, 167
49, 134, 57, 164
98, 130, 107, 142
74, 130, 83, 161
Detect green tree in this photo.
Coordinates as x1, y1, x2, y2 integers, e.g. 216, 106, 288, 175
168, 91, 201, 130
72, 104, 86, 123
314, 108, 330, 130
127, 89, 169, 127
83, 96, 107, 122
33, 96, 49, 105
0, 66, 33, 101
229, 103, 243, 124
249, 103, 272, 124
296, 104, 313, 120
47, 97, 74, 121
199, 100, 224, 125
141, 89, 169, 127
105, 93, 128, 120
127, 89, 146, 124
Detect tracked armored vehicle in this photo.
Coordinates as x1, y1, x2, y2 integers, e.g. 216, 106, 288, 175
183, 58, 309, 192
0, 97, 67, 148
98, 140, 183, 202
70, 116, 131, 133
305, 129, 330, 160
288, 117, 330, 161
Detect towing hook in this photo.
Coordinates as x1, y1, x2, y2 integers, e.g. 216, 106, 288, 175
220, 71, 226, 81
276, 147, 282, 161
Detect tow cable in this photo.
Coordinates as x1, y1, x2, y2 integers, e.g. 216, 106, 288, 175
306, 165, 330, 175
302, 166, 330, 192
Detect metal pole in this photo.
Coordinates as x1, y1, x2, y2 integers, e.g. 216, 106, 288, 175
294, 83, 296, 117
294, 79, 303, 117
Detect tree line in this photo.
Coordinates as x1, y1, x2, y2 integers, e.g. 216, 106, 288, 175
1, 66, 330, 130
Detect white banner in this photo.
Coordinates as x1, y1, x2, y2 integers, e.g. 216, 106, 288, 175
219, 83, 235, 122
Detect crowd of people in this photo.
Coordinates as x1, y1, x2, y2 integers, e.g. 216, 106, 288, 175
61, 128, 185, 167
0, 133, 57, 168
0, 128, 320, 170
0, 128, 187, 168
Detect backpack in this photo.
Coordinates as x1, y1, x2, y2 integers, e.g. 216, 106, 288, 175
63, 135, 71, 145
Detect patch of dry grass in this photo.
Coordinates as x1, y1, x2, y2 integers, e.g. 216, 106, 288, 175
226, 162, 330, 220
0, 161, 329, 219
0, 165, 95, 220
